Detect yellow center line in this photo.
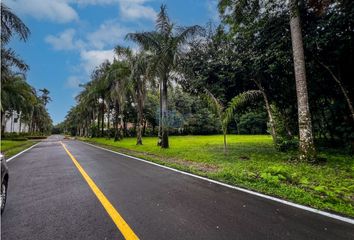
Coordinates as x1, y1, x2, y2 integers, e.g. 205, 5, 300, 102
60, 141, 139, 240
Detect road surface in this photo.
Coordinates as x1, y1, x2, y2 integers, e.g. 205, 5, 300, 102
2, 135, 353, 239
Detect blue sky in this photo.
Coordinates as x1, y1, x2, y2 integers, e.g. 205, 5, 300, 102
5, 0, 219, 124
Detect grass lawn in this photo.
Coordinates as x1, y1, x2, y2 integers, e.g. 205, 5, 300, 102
80, 135, 354, 217
1, 140, 38, 158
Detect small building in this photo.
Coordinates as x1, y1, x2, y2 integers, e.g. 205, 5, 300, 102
2, 111, 29, 133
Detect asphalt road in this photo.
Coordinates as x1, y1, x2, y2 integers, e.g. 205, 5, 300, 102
1, 135, 353, 240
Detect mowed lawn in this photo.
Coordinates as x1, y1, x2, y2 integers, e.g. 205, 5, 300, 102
81, 135, 354, 217
1, 140, 37, 158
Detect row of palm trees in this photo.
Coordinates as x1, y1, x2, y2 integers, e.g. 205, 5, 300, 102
1, 3, 52, 134
65, 5, 267, 150
65, 5, 203, 148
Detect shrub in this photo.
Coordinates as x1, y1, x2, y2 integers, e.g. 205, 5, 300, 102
275, 138, 299, 152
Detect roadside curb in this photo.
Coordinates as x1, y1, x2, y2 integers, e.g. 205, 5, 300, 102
79, 140, 354, 225
6, 142, 40, 163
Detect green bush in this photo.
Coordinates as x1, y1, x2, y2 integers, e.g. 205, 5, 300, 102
275, 138, 299, 152
238, 111, 267, 134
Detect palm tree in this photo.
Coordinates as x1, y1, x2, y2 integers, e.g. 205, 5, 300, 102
1, 3, 30, 81
205, 89, 261, 153
126, 4, 202, 148
131, 53, 150, 145
39, 88, 52, 106
106, 58, 131, 141
114, 46, 151, 145
1, 76, 36, 132
76, 80, 101, 137
289, 0, 316, 161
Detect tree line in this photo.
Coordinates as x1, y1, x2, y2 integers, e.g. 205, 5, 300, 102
1, 3, 52, 135
63, 1, 353, 162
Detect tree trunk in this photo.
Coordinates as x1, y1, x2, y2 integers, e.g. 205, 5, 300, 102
119, 112, 124, 139
161, 76, 169, 148
19, 113, 22, 133
114, 102, 120, 141
107, 108, 110, 130
223, 127, 227, 154
97, 109, 100, 136
1, 110, 5, 134
318, 61, 354, 122
143, 120, 146, 136
157, 79, 163, 146
101, 98, 105, 136
136, 109, 143, 145
289, 0, 316, 161
136, 92, 144, 145
253, 79, 277, 143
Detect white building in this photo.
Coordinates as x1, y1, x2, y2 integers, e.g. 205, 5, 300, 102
2, 111, 29, 133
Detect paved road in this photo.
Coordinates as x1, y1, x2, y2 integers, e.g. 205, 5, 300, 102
2, 135, 353, 239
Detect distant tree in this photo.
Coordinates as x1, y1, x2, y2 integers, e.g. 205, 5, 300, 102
39, 88, 52, 106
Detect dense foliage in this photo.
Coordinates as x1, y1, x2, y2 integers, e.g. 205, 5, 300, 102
64, 2, 353, 160
1, 3, 52, 135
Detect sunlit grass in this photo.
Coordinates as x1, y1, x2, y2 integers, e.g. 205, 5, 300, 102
1, 140, 37, 158
81, 135, 354, 217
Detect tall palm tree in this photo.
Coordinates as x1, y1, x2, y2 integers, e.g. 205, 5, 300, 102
1, 3, 30, 81
126, 4, 202, 148
115, 46, 151, 145
289, 0, 316, 161
106, 58, 131, 141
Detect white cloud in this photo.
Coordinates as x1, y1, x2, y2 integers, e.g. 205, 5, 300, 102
5, 0, 79, 23
80, 49, 115, 73
118, 0, 156, 21
66, 76, 82, 88
86, 20, 130, 49
72, 0, 157, 21
74, 0, 118, 5
5, 0, 157, 23
45, 29, 80, 51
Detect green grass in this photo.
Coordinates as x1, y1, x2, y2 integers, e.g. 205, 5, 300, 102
1, 140, 38, 158
80, 135, 354, 217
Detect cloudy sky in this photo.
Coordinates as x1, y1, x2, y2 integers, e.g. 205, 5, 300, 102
5, 0, 219, 124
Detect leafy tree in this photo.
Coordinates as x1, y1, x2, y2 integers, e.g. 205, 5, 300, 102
238, 111, 267, 134
126, 4, 202, 148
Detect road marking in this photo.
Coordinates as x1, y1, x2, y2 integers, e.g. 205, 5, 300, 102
60, 141, 139, 240
6, 142, 40, 162
80, 140, 354, 225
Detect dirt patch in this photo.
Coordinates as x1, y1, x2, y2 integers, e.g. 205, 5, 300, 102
239, 155, 250, 161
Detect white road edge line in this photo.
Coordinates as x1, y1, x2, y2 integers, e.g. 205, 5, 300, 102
79, 140, 354, 225
6, 142, 40, 163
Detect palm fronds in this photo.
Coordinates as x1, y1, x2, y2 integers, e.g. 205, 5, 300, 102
1, 3, 30, 44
